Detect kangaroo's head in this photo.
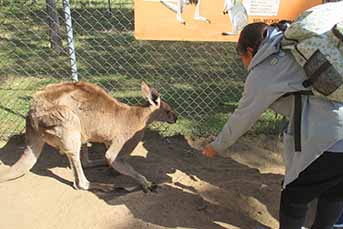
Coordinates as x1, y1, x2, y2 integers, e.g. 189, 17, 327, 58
223, 0, 236, 13
141, 81, 177, 124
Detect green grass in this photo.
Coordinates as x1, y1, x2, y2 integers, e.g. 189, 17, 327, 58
0, 0, 284, 140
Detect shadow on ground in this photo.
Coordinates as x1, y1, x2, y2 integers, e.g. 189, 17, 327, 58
0, 130, 283, 229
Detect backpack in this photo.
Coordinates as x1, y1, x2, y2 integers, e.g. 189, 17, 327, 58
280, 2, 343, 102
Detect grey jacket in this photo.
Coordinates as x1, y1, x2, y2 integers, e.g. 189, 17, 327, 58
211, 27, 343, 187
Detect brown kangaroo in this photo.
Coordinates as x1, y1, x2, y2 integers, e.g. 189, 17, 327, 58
0, 81, 177, 192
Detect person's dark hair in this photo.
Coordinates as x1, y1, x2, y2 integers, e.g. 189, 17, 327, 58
270, 20, 292, 32
236, 22, 269, 56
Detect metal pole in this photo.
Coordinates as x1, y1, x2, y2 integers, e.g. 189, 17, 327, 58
63, 0, 78, 81
108, 0, 112, 15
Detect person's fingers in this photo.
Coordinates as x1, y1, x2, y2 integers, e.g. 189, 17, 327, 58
202, 145, 216, 158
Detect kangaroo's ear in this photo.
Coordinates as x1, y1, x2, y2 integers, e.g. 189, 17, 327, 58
141, 81, 160, 106
141, 81, 151, 100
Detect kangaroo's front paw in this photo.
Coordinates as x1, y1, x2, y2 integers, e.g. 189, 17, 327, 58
141, 181, 159, 193
73, 181, 90, 191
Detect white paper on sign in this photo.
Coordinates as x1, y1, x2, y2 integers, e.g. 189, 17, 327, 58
243, 0, 280, 16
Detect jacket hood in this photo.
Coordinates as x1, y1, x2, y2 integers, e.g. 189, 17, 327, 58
248, 27, 284, 71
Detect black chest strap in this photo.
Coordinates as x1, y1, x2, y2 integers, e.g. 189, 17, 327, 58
283, 90, 313, 152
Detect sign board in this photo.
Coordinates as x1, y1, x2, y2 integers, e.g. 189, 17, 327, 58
134, 0, 323, 42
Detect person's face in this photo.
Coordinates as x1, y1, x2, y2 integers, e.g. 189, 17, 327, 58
239, 47, 254, 69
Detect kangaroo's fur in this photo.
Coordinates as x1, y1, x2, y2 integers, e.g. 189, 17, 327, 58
0, 81, 177, 192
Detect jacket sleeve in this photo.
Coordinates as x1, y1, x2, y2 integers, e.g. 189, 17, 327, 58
210, 71, 284, 154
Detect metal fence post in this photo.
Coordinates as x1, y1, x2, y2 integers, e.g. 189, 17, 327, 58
63, 0, 78, 81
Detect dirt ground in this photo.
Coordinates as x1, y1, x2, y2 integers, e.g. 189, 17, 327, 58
0, 130, 286, 229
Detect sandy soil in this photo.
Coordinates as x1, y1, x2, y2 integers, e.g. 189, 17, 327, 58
0, 130, 286, 229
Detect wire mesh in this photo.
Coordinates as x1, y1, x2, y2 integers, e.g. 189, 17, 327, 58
0, 0, 280, 140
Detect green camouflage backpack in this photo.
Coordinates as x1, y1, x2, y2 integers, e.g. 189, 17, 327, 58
281, 2, 343, 102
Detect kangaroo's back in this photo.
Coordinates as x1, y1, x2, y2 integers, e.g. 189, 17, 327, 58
31, 81, 128, 118
33, 81, 119, 105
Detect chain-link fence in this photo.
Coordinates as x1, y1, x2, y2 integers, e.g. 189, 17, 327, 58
0, 0, 282, 140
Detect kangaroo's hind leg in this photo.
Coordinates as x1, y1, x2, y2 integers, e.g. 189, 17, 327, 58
193, 0, 210, 23
160, 0, 186, 24
62, 129, 114, 192
43, 107, 114, 192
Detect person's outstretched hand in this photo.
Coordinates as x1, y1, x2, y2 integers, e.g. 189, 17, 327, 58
202, 144, 217, 158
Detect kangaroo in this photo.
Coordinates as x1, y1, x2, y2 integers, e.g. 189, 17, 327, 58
222, 0, 248, 35
160, 0, 210, 25
0, 81, 177, 192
